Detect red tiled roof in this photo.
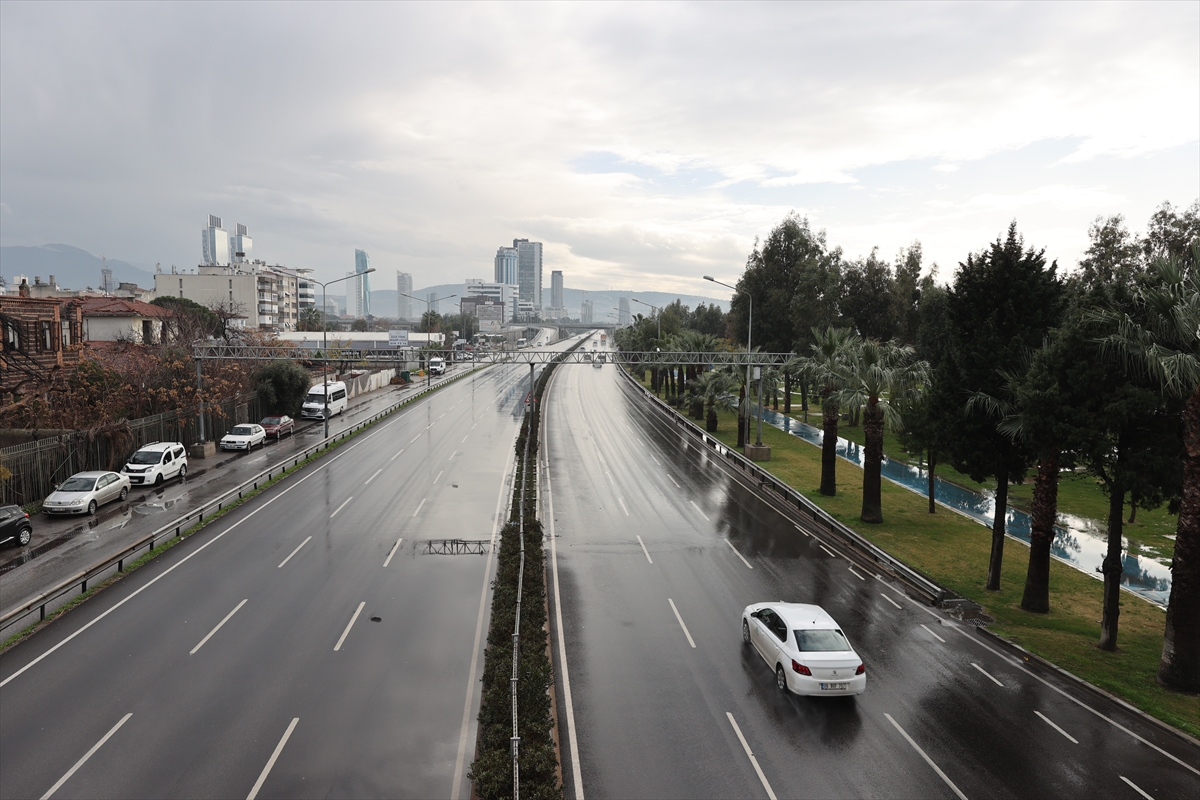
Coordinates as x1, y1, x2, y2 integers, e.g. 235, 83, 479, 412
78, 297, 174, 318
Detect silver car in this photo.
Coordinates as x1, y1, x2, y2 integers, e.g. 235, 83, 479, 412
43, 471, 131, 516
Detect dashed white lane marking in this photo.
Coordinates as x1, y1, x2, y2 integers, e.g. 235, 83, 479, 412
819, 545, 838, 559
413, 498, 426, 516
383, 537, 404, 567
605, 471, 616, 486
636, 535, 653, 564
40, 712, 133, 800
726, 712, 777, 800
724, 539, 753, 569
618, 497, 629, 516
365, 468, 382, 485
920, 623, 946, 643
334, 602, 366, 651
434, 470, 444, 484
668, 474, 680, 488
848, 565, 866, 580
884, 713, 968, 800
439, 412, 446, 419
651, 454, 661, 465
794, 524, 811, 538
881, 593, 902, 610
1120, 775, 1155, 800
970, 662, 1004, 687
411, 434, 421, 443
190, 599, 248, 655
1035, 710, 1078, 743
690, 500, 710, 521
668, 598, 696, 648
472, 422, 477, 430
390, 448, 405, 462
462, 435, 469, 443
450, 450, 458, 460
246, 718, 299, 800
330, 496, 353, 518
277, 536, 312, 568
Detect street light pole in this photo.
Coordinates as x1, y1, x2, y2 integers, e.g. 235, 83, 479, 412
630, 298, 663, 394
704, 276, 754, 449
314, 268, 375, 439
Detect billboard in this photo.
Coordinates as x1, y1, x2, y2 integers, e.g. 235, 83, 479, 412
388, 329, 409, 348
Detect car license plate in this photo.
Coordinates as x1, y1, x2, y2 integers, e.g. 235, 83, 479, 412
820, 682, 848, 690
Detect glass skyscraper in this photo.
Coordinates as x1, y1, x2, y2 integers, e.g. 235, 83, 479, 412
201, 214, 230, 266
354, 249, 371, 318
494, 246, 518, 285
397, 271, 413, 321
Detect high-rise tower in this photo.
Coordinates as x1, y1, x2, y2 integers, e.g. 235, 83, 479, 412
551, 270, 563, 313
397, 271, 413, 321
201, 215, 230, 266
494, 246, 518, 285
513, 239, 543, 312
354, 249, 371, 317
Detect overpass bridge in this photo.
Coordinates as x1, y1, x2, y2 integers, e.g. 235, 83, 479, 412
192, 345, 792, 367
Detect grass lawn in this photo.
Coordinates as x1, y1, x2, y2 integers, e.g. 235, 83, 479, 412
654, 381, 1198, 737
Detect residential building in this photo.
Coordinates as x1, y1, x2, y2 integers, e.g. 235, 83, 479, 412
513, 238, 543, 313
619, 296, 630, 326
581, 299, 594, 324
396, 271, 413, 320
201, 214, 230, 266
0, 296, 84, 396
549, 269, 564, 316
353, 249, 371, 318
153, 261, 299, 330
494, 246, 518, 285
79, 297, 173, 344
296, 268, 316, 311
232, 223, 253, 264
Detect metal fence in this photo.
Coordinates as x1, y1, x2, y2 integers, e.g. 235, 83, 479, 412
0, 394, 262, 507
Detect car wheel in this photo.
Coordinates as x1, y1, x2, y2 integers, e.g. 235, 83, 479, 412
179, 463, 187, 479
119, 487, 128, 501
17, 527, 32, 546
743, 620, 751, 646
154, 473, 164, 486
776, 665, 788, 693
87, 500, 97, 515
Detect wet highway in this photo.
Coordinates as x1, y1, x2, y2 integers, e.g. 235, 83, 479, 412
543, 347, 1200, 799
0, 337, 569, 799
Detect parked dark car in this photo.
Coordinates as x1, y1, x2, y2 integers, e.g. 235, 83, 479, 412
260, 415, 295, 438
0, 504, 33, 547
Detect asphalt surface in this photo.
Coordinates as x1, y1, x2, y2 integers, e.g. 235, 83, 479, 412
0, 329, 574, 799
543, 346, 1200, 799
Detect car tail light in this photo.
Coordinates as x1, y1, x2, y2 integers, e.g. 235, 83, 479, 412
855, 663, 865, 675
791, 660, 811, 676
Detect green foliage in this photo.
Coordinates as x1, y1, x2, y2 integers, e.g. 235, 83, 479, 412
297, 307, 324, 331
254, 360, 311, 416
350, 317, 369, 332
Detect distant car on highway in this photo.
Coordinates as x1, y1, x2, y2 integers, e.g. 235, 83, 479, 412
260, 415, 295, 438
0, 505, 33, 547
429, 357, 446, 375
220, 424, 267, 451
742, 602, 865, 696
123, 442, 187, 486
43, 471, 131, 516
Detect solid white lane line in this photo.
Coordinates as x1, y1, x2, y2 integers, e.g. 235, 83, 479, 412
246, 718, 299, 800
462, 435, 469, 443
434, 471, 444, 484
40, 713, 132, 800
277, 536, 312, 568
413, 498, 426, 516
365, 468, 383, 485
725, 712, 777, 800
848, 565, 865, 580
383, 537, 403, 567
190, 599, 248, 655
819, 545, 838, 559
668, 598, 696, 648
390, 448, 405, 461
618, 497, 629, 516
668, 474, 680, 488
970, 662, 1004, 687
881, 593, 902, 609
725, 539, 753, 569
920, 623, 946, 643
334, 602, 366, 651
884, 713, 968, 800
1120, 776, 1155, 800
330, 496, 353, 518
1035, 710, 1078, 743
690, 500, 710, 521
636, 535, 653, 564
952, 626, 1200, 776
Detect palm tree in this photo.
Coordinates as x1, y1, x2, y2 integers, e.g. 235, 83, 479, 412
800, 327, 860, 496
1093, 247, 1200, 692
833, 339, 928, 523
696, 370, 736, 433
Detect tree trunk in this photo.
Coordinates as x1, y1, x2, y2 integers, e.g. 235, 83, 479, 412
820, 390, 838, 496
860, 403, 884, 523
1158, 386, 1200, 690
706, 405, 718, 433
1099, 474, 1126, 652
736, 385, 746, 448
1021, 449, 1059, 613
927, 450, 937, 514
986, 475, 1009, 591
801, 383, 809, 423
1127, 499, 1137, 525
784, 373, 792, 414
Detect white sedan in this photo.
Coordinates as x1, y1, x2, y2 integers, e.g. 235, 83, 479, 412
220, 424, 267, 451
43, 471, 131, 516
742, 602, 866, 696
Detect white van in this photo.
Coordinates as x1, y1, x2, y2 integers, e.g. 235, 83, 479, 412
429, 357, 446, 376
301, 381, 348, 419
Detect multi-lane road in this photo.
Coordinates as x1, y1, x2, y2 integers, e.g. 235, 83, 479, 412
1, 330, 1197, 799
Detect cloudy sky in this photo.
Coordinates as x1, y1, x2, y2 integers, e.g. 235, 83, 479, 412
1, 1, 1196, 297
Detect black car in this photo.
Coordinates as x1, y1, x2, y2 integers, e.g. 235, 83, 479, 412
0, 504, 33, 547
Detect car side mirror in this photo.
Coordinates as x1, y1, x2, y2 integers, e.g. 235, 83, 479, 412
749, 611, 759, 619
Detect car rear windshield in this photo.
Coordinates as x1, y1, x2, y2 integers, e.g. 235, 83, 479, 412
59, 477, 98, 492
262, 417, 281, 425
794, 629, 850, 652
230, 426, 255, 435
128, 450, 164, 464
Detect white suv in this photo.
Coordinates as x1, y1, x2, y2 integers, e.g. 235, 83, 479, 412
123, 442, 188, 486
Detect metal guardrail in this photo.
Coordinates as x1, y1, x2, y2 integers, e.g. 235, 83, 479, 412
0, 366, 487, 638
617, 366, 947, 605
